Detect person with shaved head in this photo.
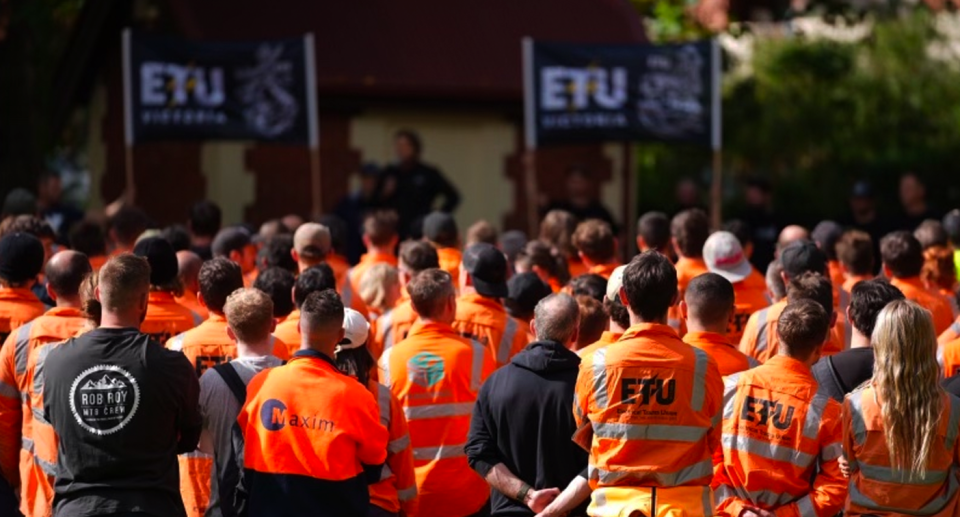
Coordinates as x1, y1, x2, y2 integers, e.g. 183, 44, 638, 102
176, 250, 208, 320
0, 250, 92, 517
777, 225, 810, 256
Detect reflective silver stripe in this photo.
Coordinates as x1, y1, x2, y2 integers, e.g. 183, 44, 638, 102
700, 485, 713, 515
859, 461, 948, 485
803, 393, 829, 439
379, 347, 393, 386
945, 395, 960, 450
404, 402, 474, 420
747, 357, 760, 368
592, 421, 708, 442
389, 434, 411, 454
754, 309, 769, 356
22, 436, 33, 453
717, 484, 799, 507
380, 311, 395, 351
849, 466, 960, 514
498, 317, 519, 365
590, 459, 713, 486
181, 450, 212, 459
592, 348, 609, 409
14, 322, 32, 375
722, 373, 742, 420
397, 485, 417, 501
796, 494, 816, 517
412, 443, 465, 461
35, 455, 56, 477
848, 391, 867, 447
952, 321, 960, 337
939, 345, 946, 369
33, 343, 52, 396
341, 271, 354, 306
691, 347, 709, 411
0, 381, 17, 399
377, 384, 392, 428
821, 442, 843, 461
470, 339, 486, 392
379, 463, 394, 481
715, 484, 736, 504
191, 311, 203, 326
32, 407, 48, 425
574, 393, 584, 422
722, 434, 815, 469
168, 333, 186, 352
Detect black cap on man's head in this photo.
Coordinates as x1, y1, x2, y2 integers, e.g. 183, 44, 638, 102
463, 243, 508, 298
133, 236, 178, 286
422, 212, 459, 247
0, 233, 44, 283
505, 272, 552, 318
780, 241, 827, 280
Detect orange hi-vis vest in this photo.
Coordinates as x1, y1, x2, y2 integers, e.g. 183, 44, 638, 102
0, 307, 86, 517
379, 320, 496, 517
842, 275, 873, 294
569, 257, 589, 279
326, 253, 351, 291
890, 276, 954, 335
273, 308, 302, 357
843, 387, 960, 516
239, 349, 389, 516
342, 251, 398, 316
576, 331, 623, 359
938, 337, 960, 378
0, 288, 46, 343
453, 292, 528, 368
436, 247, 462, 283
21, 339, 66, 517
367, 379, 418, 516
176, 289, 209, 321
142, 291, 202, 344
382, 297, 418, 352
940, 316, 960, 345
165, 314, 291, 517
740, 301, 847, 363
683, 331, 758, 378
668, 257, 709, 335
827, 261, 845, 296
574, 323, 723, 517
729, 272, 772, 344
589, 262, 620, 280
713, 356, 846, 517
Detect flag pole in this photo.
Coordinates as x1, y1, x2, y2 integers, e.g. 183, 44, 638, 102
522, 37, 539, 237
709, 38, 723, 230
122, 29, 136, 205
304, 33, 322, 220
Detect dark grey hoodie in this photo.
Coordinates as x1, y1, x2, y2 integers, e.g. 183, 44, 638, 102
466, 340, 589, 517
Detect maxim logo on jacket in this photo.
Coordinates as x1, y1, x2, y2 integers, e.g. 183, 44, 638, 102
260, 398, 336, 432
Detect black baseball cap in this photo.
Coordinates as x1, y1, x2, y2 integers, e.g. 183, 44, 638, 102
212, 227, 253, 257
133, 236, 179, 286
505, 272, 552, 318
422, 212, 458, 245
0, 232, 44, 283
811, 221, 843, 250
463, 243, 509, 298
780, 241, 827, 279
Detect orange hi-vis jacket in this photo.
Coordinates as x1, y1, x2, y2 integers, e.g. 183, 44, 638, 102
142, 291, 202, 344
713, 356, 846, 517
729, 272, 772, 344
379, 321, 496, 517
382, 297, 418, 351
940, 317, 960, 345
175, 289, 209, 321
342, 251, 398, 316
569, 257, 589, 279
454, 292, 528, 368
576, 331, 623, 359
589, 262, 620, 280
273, 308, 302, 357
238, 349, 389, 516
740, 302, 847, 363
0, 288, 46, 343
88, 255, 108, 272
367, 379, 418, 516
0, 307, 86, 517
326, 253, 351, 291
436, 247, 462, 283
936, 336, 960, 378
683, 331, 758, 378
574, 323, 723, 517
21, 339, 65, 517
890, 276, 954, 335
165, 314, 291, 517
842, 275, 873, 294
668, 257, 709, 334
843, 387, 960, 516
827, 261, 845, 297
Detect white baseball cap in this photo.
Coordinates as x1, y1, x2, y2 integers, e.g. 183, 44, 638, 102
605, 265, 628, 303
336, 308, 370, 352
703, 231, 753, 283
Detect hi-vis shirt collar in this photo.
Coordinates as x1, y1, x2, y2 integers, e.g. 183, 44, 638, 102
684, 331, 737, 349
148, 290, 178, 304
619, 323, 680, 342
764, 355, 814, 378
292, 348, 339, 370
458, 292, 505, 312
407, 320, 460, 339
0, 287, 41, 303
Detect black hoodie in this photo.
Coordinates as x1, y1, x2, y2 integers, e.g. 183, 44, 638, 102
466, 340, 589, 517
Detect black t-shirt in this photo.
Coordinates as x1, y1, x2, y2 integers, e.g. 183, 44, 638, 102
377, 161, 461, 238
42, 327, 201, 517
811, 347, 875, 402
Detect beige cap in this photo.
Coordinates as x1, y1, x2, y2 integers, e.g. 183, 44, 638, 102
605, 265, 628, 302
293, 223, 331, 259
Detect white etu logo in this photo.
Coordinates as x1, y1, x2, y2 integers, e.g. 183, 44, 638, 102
540, 66, 627, 110
140, 62, 225, 107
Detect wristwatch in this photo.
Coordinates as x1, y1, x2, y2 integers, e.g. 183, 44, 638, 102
517, 483, 532, 504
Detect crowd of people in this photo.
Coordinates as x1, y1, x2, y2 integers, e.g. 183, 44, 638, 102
2, 165, 960, 517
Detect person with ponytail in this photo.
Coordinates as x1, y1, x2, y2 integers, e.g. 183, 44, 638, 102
842, 299, 960, 516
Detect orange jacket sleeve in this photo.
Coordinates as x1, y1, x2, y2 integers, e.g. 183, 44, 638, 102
354, 384, 389, 468
773, 403, 847, 517
705, 358, 724, 454
387, 391, 418, 517
0, 333, 21, 487
739, 312, 760, 359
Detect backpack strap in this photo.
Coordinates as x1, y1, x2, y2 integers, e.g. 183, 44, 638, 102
213, 363, 247, 404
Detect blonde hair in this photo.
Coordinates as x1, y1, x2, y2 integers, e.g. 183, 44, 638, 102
871, 300, 943, 479
359, 263, 399, 312
224, 288, 274, 344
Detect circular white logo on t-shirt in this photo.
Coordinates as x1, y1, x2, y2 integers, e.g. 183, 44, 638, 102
69, 365, 141, 436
